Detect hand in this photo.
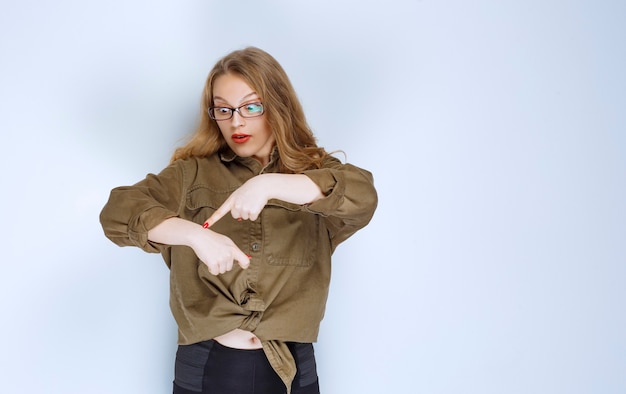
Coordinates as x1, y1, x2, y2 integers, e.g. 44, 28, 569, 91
191, 228, 250, 275
205, 176, 270, 227
148, 217, 250, 275
204, 174, 323, 227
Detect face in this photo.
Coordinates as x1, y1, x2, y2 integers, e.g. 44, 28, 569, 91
212, 73, 275, 165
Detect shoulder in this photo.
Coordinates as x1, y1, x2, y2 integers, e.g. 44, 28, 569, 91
319, 152, 343, 169
167, 153, 222, 172
319, 152, 372, 177
155, 154, 224, 187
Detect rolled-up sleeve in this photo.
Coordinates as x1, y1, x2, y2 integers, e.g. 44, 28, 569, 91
302, 156, 378, 249
99, 162, 185, 253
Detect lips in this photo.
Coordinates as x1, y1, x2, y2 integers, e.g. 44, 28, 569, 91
231, 134, 251, 144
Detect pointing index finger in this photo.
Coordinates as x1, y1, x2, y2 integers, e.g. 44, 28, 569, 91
204, 200, 231, 228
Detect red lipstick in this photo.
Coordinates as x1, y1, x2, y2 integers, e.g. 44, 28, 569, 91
232, 134, 251, 144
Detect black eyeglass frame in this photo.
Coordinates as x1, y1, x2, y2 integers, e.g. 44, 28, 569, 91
208, 102, 265, 121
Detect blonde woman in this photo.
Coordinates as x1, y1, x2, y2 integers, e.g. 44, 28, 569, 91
100, 47, 377, 394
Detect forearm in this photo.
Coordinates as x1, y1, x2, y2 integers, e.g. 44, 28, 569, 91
261, 173, 324, 205
147, 217, 204, 248
148, 217, 250, 275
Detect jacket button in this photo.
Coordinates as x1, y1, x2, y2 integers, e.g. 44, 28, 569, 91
251, 243, 260, 251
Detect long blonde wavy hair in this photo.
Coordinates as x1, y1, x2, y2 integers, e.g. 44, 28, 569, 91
171, 47, 327, 173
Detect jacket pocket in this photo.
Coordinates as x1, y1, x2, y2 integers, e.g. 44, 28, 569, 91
185, 185, 248, 248
186, 184, 234, 212
262, 200, 320, 267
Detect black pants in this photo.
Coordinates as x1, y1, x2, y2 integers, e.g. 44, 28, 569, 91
173, 340, 320, 394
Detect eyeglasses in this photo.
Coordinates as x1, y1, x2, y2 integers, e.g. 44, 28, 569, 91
208, 102, 265, 121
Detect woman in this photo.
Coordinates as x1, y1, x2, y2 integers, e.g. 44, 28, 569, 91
100, 46, 377, 394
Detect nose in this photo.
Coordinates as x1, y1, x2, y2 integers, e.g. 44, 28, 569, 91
231, 110, 246, 127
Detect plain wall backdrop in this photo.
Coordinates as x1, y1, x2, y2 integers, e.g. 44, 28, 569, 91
1, 1, 624, 393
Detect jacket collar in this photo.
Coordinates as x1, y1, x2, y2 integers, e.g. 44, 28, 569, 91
219, 146, 280, 172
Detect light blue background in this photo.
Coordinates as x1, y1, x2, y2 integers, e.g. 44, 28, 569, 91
1, 1, 624, 393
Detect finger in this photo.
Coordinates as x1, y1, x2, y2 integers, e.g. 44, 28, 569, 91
235, 251, 251, 270
205, 200, 232, 228
230, 203, 247, 221
206, 262, 219, 276
208, 260, 230, 275
224, 259, 234, 273
236, 207, 258, 221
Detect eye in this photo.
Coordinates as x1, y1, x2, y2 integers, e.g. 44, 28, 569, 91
216, 107, 231, 115
243, 103, 263, 114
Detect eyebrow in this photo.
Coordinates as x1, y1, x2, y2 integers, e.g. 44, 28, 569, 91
213, 92, 259, 106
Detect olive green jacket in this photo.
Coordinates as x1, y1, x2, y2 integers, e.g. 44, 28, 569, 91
99, 148, 377, 390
